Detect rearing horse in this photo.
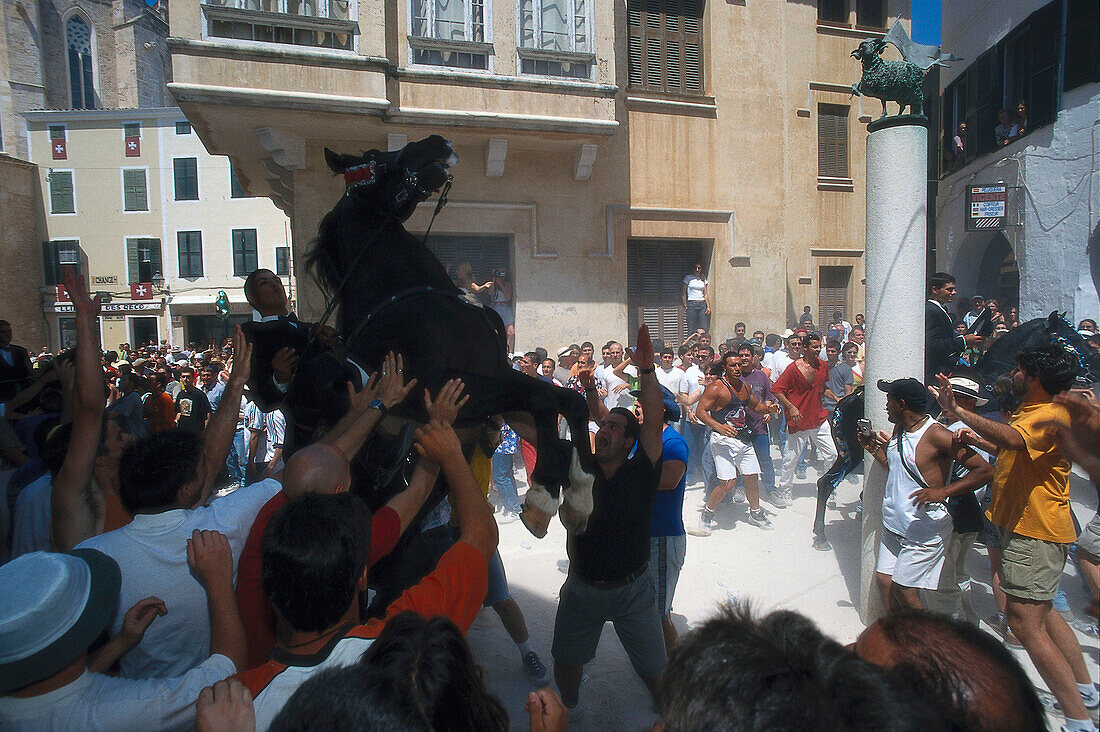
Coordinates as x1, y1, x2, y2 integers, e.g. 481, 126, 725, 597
303, 134, 595, 538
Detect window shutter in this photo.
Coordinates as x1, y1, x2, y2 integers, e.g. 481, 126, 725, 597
145, 238, 162, 279
627, 0, 704, 95
127, 238, 139, 283
818, 105, 849, 178
1064, 0, 1100, 90
42, 241, 60, 286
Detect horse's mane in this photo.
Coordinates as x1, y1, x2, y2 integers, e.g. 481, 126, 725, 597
305, 199, 344, 300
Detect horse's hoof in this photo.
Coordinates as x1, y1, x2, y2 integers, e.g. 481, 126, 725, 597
812, 537, 833, 552
558, 502, 589, 536
520, 507, 551, 539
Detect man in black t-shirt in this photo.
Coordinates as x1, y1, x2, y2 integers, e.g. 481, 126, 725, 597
553, 324, 666, 717
175, 366, 211, 434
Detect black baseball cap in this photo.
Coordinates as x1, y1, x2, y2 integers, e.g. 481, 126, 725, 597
877, 378, 928, 411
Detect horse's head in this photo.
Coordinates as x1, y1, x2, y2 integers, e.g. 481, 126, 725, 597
324, 135, 458, 222
1046, 311, 1100, 384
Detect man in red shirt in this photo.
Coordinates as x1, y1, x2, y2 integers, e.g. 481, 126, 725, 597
772, 333, 836, 498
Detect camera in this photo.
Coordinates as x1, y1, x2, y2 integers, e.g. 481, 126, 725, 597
493, 269, 507, 278
856, 419, 873, 438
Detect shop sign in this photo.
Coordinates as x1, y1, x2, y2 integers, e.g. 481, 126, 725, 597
93, 275, 118, 285
47, 301, 161, 314
966, 184, 1007, 230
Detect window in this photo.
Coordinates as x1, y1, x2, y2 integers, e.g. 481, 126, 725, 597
818, 104, 849, 179
66, 15, 95, 109
275, 246, 290, 276
818, 0, 845, 24
123, 122, 140, 138
122, 169, 148, 211
424, 234, 509, 303
49, 171, 75, 214
43, 240, 82, 285
126, 238, 162, 283
178, 231, 203, 278
410, 0, 490, 69
518, 0, 593, 79
818, 267, 851, 327
49, 125, 66, 141
175, 121, 192, 135
626, 0, 704, 96
230, 166, 245, 198
1006, 2, 1060, 129
232, 229, 258, 276
173, 158, 199, 200
627, 239, 704, 346
855, 0, 883, 28
1064, 0, 1099, 91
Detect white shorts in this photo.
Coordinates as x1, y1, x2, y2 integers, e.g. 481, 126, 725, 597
709, 432, 760, 480
876, 528, 949, 590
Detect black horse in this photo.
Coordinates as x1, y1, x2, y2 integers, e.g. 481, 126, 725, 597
811, 311, 1099, 550
302, 135, 595, 539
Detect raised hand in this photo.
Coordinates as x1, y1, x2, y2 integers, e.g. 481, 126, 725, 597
423, 378, 469, 425
414, 419, 463, 465
227, 326, 253, 387
624, 323, 654, 368
62, 267, 101, 318
928, 373, 957, 413
367, 352, 418, 410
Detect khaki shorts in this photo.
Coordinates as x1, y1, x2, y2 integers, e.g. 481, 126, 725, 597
999, 529, 1070, 602
1075, 512, 1100, 562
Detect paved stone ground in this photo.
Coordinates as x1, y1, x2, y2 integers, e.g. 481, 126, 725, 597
469, 450, 1100, 731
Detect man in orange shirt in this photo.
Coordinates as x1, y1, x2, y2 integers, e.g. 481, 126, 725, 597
931, 345, 1097, 730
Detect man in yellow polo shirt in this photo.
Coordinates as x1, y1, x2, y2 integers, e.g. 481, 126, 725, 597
931, 345, 1098, 731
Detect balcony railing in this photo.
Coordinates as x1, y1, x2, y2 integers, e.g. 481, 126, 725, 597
202, 0, 358, 51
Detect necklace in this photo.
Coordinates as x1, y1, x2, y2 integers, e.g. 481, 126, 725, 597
285, 624, 344, 649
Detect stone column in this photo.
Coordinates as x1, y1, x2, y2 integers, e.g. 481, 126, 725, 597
859, 117, 927, 624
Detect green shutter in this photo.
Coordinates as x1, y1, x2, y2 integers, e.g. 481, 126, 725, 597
146, 238, 162, 279
42, 241, 60, 286
127, 238, 139, 283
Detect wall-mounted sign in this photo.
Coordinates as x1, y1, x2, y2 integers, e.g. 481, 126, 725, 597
966, 184, 1007, 230
46, 301, 161, 314
93, 275, 118, 285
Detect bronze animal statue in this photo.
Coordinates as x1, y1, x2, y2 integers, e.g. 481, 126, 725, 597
850, 37, 924, 117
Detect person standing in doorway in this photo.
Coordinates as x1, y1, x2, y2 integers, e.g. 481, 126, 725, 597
682, 262, 711, 335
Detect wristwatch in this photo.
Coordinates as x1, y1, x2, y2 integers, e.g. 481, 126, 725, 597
368, 398, 388, 415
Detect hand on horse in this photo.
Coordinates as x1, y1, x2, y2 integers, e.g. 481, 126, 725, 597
272, 347, 298, 385
363, 352, 418, 411
227, 326, 253, 388
928, 373, 956, 413
424, 378, 469, 426
624, 324, 654, 368
1053, 388, 1100, 441
414, 419, 463, 466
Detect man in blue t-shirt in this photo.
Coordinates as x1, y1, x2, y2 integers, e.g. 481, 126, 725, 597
632, 386, 688, 653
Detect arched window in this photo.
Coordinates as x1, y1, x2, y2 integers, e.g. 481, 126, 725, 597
66, 15, 95, 109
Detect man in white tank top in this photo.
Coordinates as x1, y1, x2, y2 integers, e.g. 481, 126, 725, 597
858, 378, 993, 611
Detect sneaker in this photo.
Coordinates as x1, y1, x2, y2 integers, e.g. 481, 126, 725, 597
765, 489, 788, 509
795, 467, 807, 480
688, 508, 716, 536
732, 486, 747, 503
779, 486, 794, 503
500, 510, 520, 525
747, 508, 773, 530
522, 651, 551, 686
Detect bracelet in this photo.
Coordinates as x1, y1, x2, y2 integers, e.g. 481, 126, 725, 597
638, 366, 656, 375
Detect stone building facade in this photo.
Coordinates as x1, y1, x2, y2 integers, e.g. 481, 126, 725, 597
0, 154, 47, 349
934, 0, 1099, 323
166, 0, 911, 350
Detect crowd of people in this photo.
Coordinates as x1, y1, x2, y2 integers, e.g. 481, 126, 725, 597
0, 264, 1097, 731
942, 100, 1030, 174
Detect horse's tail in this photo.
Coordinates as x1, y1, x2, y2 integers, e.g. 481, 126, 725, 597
304, 204, 343, 300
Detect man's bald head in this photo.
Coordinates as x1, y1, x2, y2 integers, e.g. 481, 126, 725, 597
283, 444, 352, 499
